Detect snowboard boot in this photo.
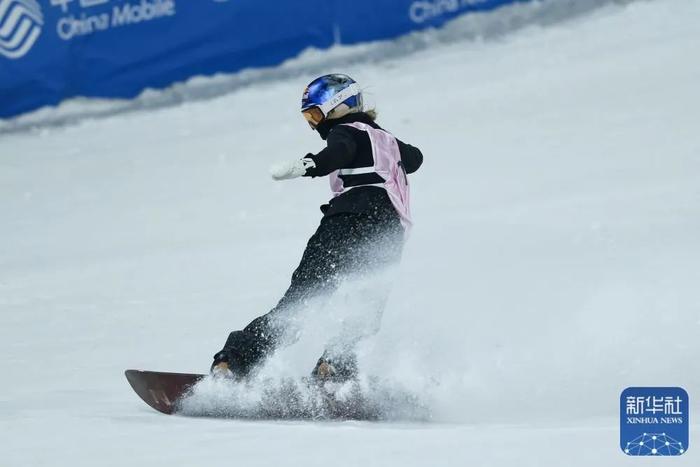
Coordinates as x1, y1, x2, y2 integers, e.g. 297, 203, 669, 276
210, 360, 234, 378
210, 351, 239, 379
212, 329, 271, 379
311, 355, 358, 383
311, 358, 337, 381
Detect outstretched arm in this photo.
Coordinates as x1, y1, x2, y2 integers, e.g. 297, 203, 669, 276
269, 127, 357, 181
304, 127, 357, 177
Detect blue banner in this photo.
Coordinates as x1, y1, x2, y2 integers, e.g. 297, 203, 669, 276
0, 0, 524, 119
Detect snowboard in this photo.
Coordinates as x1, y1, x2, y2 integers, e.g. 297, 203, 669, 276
124, 368, 370, 419
125, 368, 426, 420
125, 369, 204, 415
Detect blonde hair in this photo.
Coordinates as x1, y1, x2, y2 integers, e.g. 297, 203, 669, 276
327, 105, 378, 121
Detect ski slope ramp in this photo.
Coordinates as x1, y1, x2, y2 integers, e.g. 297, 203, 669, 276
1, 0, 699, 465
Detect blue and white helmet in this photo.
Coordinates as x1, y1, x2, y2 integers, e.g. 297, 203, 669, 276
301, 74, 363, 127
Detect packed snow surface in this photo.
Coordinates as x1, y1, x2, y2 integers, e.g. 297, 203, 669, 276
1, 0, 699, 465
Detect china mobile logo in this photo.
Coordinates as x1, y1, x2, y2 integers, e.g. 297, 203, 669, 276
0, 0, 43, 59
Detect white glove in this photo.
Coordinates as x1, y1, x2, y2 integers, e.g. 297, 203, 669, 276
269, 157, 316, 181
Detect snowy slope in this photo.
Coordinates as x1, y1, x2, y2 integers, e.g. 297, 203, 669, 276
1, 0, 699, 465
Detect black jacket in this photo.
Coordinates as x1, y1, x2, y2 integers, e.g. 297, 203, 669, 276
303, 112, 423, 218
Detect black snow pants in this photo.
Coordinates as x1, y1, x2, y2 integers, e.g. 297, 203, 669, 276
214, 205, 404, 376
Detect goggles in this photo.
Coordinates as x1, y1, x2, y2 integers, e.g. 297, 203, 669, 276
301, 83, 360, 129
302, 107, 324, 128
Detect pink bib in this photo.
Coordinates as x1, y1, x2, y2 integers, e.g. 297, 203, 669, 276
328, 122, 412, 230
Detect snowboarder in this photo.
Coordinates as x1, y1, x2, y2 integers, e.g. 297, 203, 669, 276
211, 73, 423, 381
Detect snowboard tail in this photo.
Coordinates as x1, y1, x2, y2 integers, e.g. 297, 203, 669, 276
125, 369, 204, 414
